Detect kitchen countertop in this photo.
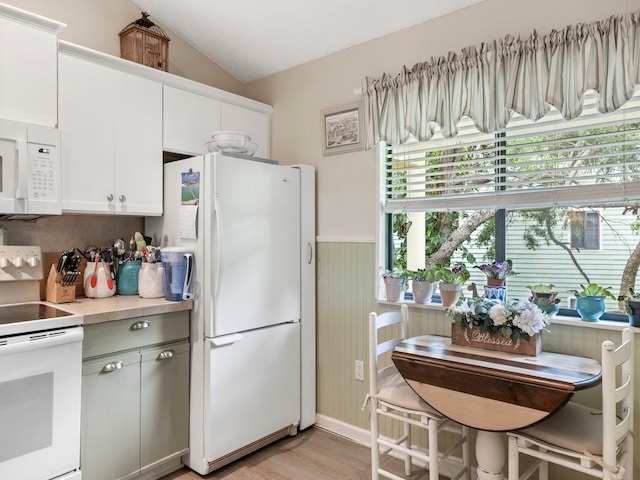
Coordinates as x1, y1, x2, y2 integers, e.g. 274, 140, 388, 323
53, 295, 193, 325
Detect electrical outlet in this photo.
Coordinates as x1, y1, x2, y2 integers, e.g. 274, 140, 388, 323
355, 360, 364, 381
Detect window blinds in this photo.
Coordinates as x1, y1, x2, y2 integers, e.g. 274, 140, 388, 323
383, 90, 640, 213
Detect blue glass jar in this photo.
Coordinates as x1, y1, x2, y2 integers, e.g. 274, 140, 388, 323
117, 260, 142, 295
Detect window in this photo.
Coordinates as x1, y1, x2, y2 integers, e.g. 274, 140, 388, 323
379, 90, 640, 317
570, 210, 601, 250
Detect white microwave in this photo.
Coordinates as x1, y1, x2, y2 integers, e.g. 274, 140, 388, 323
0, 119, 61, 218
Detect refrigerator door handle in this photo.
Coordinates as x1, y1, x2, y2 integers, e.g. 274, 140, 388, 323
212, 196, 222, 302
306, 242, 313, 265
208, 333, 243, 347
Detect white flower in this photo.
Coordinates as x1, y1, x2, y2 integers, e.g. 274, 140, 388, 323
511, 303, 547, 336
489, 305, 509, 326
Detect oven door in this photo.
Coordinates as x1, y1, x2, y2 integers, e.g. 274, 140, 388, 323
0, 327, 83, 480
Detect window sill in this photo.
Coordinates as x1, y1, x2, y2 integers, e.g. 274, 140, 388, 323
379, 299, 638, 332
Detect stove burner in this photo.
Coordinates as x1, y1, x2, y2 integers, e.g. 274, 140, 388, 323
0, 303, 72, 326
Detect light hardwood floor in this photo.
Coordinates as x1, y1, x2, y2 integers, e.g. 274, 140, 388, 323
160, 426, 426, 480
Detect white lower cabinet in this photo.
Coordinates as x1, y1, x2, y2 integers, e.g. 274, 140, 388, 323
81, 312, 189, 480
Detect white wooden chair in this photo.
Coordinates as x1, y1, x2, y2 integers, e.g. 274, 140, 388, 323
507, 327, 634, 480
365, 304, 471, 480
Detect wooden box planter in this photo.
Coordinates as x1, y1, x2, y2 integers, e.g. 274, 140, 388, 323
451, 322, 541, 356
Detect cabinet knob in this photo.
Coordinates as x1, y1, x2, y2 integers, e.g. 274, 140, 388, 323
157, 350, 175, 360
102, 361, 123, 373
131, 320, 150, 330
119, 195, 126, 202
106, 193, 114, 202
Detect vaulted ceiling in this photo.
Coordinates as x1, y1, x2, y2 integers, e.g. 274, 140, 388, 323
131, 0, 484, 83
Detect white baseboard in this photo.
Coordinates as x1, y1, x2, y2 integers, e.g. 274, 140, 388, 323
314, 414, 372, 448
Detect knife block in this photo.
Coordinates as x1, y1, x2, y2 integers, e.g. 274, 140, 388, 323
46, 264, 76, 304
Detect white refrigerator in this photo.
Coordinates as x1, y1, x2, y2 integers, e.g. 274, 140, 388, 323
146, 152, 316, 475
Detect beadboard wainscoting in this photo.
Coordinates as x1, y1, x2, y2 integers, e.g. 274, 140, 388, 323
315, 240, 640, 479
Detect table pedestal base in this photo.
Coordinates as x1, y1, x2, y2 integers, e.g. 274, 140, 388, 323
476, 431, 504, 480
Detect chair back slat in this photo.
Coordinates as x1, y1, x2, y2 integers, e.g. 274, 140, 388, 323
601, 328, 634, 468
369, 304, 409, 393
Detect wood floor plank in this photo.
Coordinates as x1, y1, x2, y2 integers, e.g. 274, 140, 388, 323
159, 426, 428, 480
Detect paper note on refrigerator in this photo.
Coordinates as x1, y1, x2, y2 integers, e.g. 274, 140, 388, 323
179, 205, 198, 239
180, 171, 200, 239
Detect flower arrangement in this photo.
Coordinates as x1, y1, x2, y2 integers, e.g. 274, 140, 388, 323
432, 263, 470, 285
446, 297, 549, 343
474, 259, 517, 280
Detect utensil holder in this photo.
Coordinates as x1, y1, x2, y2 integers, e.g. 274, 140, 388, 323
46, 264, 76, 304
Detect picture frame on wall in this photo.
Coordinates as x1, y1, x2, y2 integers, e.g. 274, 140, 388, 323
322, 103, 364, 156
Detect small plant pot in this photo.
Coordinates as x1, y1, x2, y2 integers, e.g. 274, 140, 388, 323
575, 295, 606, 322
484, 285, 506, 302
627, 299, 640, 327
412, 281, 436, 304
384, 277, 404, 302
486, 278, 506, 287
439, 283, 461, 307
530, 292, 560, 317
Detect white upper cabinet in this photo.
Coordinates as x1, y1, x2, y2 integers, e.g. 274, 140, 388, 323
163, 85, 221, 156
220, 103, 270, 159
163, 84, 271, 159
0, 3, 64, 127
58, 43, 162, 215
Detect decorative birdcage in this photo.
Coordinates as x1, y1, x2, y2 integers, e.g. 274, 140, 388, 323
119, 12, 169, 71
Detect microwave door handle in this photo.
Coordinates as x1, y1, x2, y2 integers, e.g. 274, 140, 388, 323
15, 139, 28, 199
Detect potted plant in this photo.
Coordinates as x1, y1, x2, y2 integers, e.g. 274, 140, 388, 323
617, 287, 640, 327
446, 297, 549, 355
380, 268, 408, 303
527, 284, 561, 317
408, 267, 438, 304
568, 283, 616, 322
432, 263, 470, 307
474, 259, 517, 287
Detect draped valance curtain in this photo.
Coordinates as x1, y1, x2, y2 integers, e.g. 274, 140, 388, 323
362, 11, 640, 149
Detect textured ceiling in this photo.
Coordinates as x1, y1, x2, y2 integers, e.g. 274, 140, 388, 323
131, 0, 484, 83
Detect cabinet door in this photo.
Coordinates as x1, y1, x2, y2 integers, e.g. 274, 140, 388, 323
140, 341, 190, 472
221, 103, 270, 158
59, 53, 116, 213
115, 71, 163, 215
81, 351, 141, 480
0, 8, 60, 127
163, 85, 222, 156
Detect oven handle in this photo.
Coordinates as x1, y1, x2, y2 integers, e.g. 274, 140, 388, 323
0, 329, 83, 357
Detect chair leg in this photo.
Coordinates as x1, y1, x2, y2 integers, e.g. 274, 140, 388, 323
370, 399, 380, 480
428, 418, 439, 480
403, 412, 412, 476
507, 435, 519, 480
538, 449, 548, 480
461, 426, 471, 480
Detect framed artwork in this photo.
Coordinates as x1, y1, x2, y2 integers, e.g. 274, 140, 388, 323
322, 103, 364, 156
